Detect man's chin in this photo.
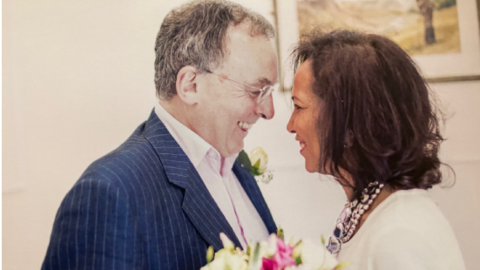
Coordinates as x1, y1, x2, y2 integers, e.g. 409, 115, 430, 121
226, 143, 244, 158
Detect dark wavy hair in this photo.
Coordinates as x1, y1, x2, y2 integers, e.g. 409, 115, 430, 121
291, 29, 447, 200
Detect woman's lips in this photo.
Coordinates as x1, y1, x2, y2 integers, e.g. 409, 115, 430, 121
295, 136, 307, 154
299, 141, 306, 153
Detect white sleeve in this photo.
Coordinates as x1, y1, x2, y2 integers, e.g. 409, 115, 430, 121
371, 227, 448, 270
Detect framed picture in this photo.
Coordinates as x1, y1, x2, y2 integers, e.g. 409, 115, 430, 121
273, 0, 480, 84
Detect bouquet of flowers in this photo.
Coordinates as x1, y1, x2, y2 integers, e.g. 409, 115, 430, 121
200, 230, 350, 270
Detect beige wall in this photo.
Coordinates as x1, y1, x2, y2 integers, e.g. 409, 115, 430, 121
3, 0, 480, 269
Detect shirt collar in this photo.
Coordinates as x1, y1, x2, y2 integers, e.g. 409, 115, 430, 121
222, 152, 239, 176
154, 102, 239, 172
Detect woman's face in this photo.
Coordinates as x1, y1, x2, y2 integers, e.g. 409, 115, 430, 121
287, 60, 323, 173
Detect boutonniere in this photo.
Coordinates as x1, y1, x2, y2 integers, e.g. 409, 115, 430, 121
237, 147, 273, 184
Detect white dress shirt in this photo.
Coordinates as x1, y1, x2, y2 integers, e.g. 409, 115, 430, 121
154, 103, 269, 248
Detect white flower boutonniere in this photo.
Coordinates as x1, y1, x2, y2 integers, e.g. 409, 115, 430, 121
236, 147, 273, 184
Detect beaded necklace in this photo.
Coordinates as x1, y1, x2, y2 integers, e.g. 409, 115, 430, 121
327, 181, 384, 254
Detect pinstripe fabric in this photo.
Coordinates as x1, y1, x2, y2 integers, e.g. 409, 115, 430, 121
42, 109, 277, 270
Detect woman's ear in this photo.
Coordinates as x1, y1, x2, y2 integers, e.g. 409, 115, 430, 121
175, 66, 198, 105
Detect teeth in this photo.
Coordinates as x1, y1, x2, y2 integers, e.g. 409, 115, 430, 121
238, 121, 252, 130
300, 142, 306, 149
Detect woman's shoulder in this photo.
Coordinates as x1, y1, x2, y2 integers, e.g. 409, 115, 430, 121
369, 225, 465, 270
365, 189, 464, 268
340, 189, 465, 270
364, 189, 454, 239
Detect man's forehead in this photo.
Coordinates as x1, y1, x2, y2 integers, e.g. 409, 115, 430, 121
215, 23, 277, 85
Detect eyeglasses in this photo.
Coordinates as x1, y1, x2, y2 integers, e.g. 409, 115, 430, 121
205, 70, 276, 103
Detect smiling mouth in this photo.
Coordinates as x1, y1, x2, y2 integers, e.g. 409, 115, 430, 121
238, 121, 252, 132
299, 141, 306, 153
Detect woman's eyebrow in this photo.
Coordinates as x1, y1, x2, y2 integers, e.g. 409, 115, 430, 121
291, 96, 301, 102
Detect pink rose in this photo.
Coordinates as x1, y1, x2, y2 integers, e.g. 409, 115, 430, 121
261, 237, 296, 270
261, 257, 279, 270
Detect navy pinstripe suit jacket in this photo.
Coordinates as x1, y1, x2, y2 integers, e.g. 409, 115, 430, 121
42, 110, 277, 270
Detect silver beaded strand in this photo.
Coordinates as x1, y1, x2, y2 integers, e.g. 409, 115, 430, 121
327, 181, 385, 254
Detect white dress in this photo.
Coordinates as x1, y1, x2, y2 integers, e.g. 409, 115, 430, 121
336, 189, 466, 270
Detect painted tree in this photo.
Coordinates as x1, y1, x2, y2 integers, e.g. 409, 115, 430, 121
417, 0, 436, 44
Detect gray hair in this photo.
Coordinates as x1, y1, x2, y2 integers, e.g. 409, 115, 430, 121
154, 0, 275, 100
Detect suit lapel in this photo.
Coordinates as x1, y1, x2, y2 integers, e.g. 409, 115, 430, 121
233, 163, 277, 234
144, 110, 242, 251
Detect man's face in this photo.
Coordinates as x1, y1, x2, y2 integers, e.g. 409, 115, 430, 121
194, 23, 278, 158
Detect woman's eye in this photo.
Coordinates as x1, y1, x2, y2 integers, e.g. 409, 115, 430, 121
294, 104, 302, 110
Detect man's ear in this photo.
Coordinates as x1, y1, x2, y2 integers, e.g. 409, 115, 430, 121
175, 66, 198, 105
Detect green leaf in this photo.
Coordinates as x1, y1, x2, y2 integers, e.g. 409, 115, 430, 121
249, 243, 261, 270
277, 227, 284, 242
251, 166, 261, 176
250, 159, 262, 176
236, 150, 252, 174
253, 243, 261, 261
252, 158, 261, 169
292, 240, 303, 261
206, 246, 214, 263
295, 256, 302, 265
320, 235, 326, 245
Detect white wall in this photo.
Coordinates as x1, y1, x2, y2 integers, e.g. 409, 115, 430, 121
3, 1, 479, 269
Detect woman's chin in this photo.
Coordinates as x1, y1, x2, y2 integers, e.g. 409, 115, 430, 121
304, 163, 318, 173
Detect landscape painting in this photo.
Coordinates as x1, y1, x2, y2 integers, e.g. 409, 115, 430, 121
296, 0, 461, 56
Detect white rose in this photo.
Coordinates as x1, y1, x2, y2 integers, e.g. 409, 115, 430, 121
285, 265, 313, 270
200, 252, 226, 270
201, 249, 248, 270
220, 233, 235, 251
300, 240, 338, 270
249, 147, 268, 175
224, 251, 248, 270
267, 233, 278, 257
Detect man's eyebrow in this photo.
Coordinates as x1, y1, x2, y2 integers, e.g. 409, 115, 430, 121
252, 77, 273, 86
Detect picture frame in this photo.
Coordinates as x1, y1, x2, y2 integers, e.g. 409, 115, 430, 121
272, 0, 480, 84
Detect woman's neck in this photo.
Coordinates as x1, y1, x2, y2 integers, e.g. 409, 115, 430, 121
338, 171, 397, 237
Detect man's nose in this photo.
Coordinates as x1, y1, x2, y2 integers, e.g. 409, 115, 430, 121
256, 94, 275, 119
